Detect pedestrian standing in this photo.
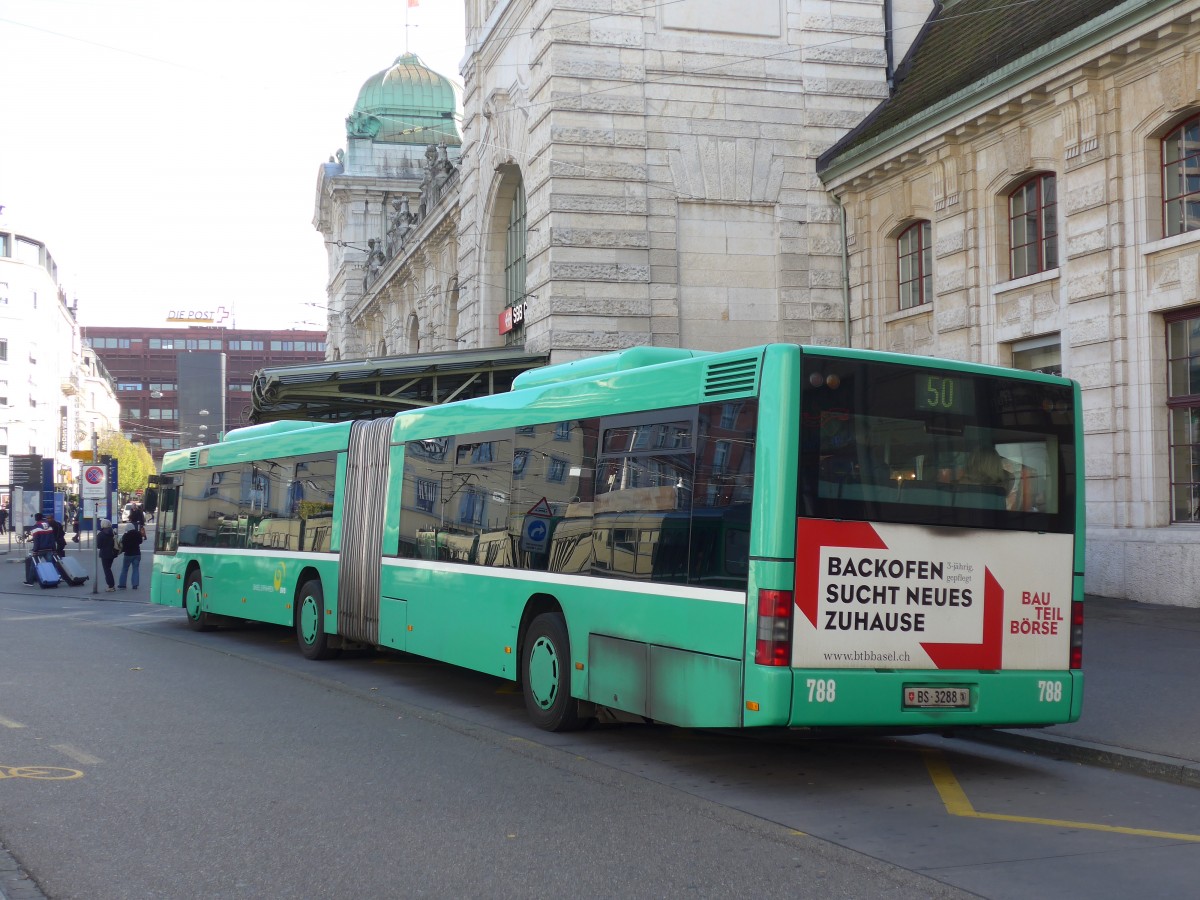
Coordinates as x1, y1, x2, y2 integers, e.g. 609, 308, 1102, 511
117, 523, 144, 589
96, 519, 118, 592
128, 502, 147, 538
0, 505, 8, 534
46, 512, 66, 555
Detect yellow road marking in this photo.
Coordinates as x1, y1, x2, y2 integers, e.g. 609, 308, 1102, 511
921, 749, 1200, 843
0, 716, 26, 729
51, 744, 102, 765
0, 764, 83, 781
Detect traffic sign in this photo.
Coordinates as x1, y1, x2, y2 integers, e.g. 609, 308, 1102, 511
526, 497, 553, 518
70, 450, 95, 461
520, 515, 550, 555
82, 464, 107, 500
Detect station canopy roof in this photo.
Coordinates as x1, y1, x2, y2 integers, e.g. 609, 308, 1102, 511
248, 347, 549, 424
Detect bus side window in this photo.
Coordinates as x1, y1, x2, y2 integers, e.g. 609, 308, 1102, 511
692, 401, 757, 590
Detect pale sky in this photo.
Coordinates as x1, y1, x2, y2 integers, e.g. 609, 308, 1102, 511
0, 0, 466, 331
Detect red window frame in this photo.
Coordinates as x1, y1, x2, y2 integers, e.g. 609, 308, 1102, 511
897, 220, 932, 310
1008, 174, 1058, 279
1166, 308, 1200, 522
1163, 114, 1200, 238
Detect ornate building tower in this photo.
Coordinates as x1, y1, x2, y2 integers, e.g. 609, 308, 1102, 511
314, 54, 463, 361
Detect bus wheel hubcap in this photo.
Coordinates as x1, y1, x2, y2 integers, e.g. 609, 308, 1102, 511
300, 597, 318, 644
528, 636, 559, 710
185, 584, 201, 619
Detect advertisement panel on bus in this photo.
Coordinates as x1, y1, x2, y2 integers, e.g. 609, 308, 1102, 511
793, 519, 1073, 671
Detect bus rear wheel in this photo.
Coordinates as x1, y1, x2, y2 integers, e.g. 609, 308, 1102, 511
296, 579, 338, 660
522, 612, 586, 732
184, 571, 215, 632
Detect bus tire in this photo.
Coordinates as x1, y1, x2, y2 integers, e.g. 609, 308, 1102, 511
296, 579, 338, 660
522, 612, 586, 732
184, 571, 216, 632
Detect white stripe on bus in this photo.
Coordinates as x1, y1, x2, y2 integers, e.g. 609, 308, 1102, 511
173, 548, 747, 605
382, 557, 746, 605
181, 548, 336, 564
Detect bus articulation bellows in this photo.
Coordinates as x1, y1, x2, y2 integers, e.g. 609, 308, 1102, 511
150, 344, 1084, 731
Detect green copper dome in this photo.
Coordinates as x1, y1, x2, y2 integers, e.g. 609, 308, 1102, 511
347, 53, 461, 145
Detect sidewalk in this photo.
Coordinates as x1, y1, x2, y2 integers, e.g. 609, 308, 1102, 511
961, 594, 1200, 787
0, 527, 120, 593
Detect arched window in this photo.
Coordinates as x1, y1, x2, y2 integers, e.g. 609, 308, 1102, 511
503, 181, 527, 346
897, 221, 932, 310
407, 315, 420, 354
1163, 114, 1200, 237
1009, 174, 1058, 278
447, 278, 460, 345
378, 339, 387, 357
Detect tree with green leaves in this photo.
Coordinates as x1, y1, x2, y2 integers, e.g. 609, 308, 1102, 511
97, 432, 157, 497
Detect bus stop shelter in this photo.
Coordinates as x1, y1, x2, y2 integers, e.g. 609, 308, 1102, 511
248, 347, 549, 424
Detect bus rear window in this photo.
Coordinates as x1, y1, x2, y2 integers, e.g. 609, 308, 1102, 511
799, 357, 1076, 533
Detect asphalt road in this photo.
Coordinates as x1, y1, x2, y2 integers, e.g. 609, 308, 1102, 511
1, 562, 1198, 899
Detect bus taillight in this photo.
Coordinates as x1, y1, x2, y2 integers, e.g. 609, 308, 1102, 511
1069, 601, 1084, 669
755, 589, 794, 666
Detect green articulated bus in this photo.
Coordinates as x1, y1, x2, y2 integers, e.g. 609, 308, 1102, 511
150, 344, 1084, 732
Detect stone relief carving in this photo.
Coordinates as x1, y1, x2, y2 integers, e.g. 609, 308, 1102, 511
1064, 91, 1101, 166
667, 136, 783, 203
1162, 56, 1191, 112
1003, 127, 1031, 174
387, 196, 415, 257
363, 238, 386, 289
346, 111, 381, 138
363, 144, 459, 288
1063, 100, 1080, 152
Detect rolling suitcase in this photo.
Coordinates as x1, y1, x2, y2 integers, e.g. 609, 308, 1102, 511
51, 552, 89, 586
31, 554, 61, 589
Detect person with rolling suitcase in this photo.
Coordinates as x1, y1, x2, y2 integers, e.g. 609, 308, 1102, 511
24, 515, 61, 589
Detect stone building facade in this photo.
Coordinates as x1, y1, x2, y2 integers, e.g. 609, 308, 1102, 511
818, 0, 1200, 606
454, 0, 929, 358
316, 0, 1200, 606
318, 1, 932, 361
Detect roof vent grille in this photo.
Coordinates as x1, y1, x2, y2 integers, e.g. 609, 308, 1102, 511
188, 451, 200, 467
704, 357, 759, 397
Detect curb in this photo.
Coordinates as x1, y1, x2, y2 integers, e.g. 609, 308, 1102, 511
958, 728, 1200, 788
0, 840, 48, 900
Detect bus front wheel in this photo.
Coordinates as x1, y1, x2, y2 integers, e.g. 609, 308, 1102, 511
184, 571, 215, 632
522, 612, 586, 732
296, 579, 338, 660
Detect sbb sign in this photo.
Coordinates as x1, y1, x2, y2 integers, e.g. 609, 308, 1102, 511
498, 302, 527, 335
